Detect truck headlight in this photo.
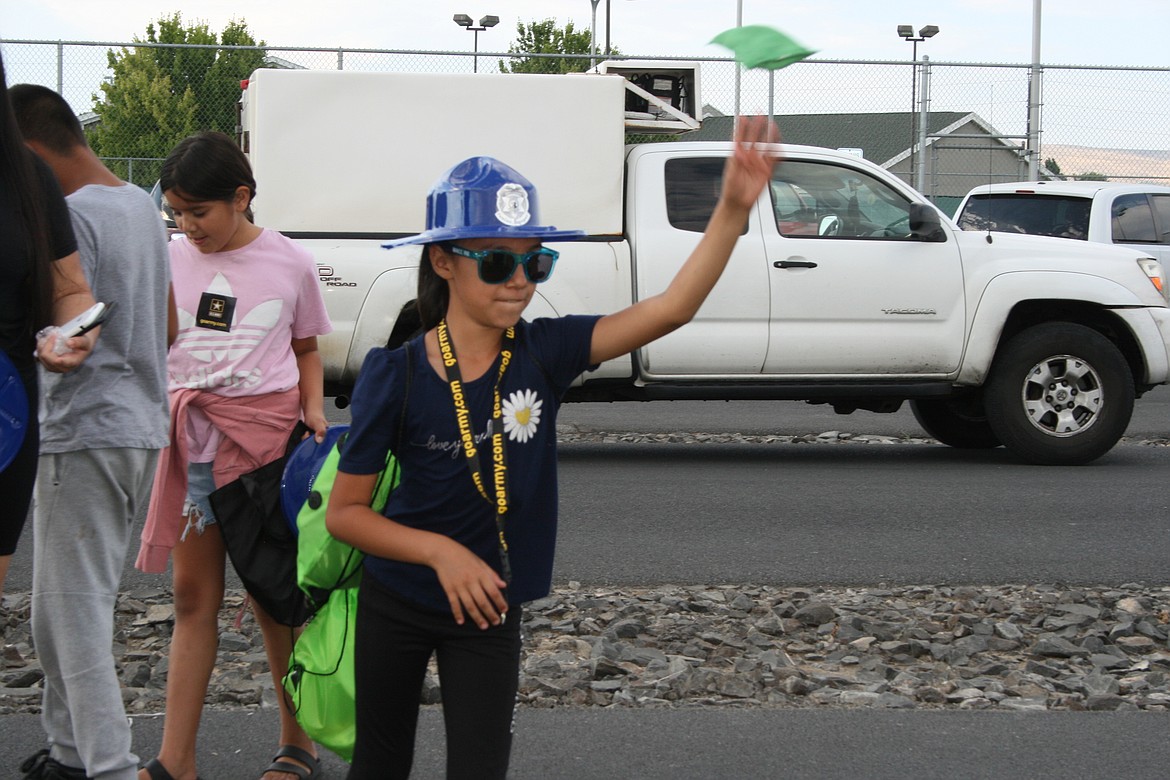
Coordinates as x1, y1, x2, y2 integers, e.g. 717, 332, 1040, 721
1137, 257, 1168, 302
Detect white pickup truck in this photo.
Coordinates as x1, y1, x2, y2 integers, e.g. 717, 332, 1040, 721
954, 180, 1170, 279
238, 67, 1170, 466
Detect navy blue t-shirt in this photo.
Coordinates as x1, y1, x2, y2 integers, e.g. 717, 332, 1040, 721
340, 315, 600, 613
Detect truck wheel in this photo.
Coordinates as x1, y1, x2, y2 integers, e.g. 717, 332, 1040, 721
984, 323, 1134, 465
910, 397, 1001, 449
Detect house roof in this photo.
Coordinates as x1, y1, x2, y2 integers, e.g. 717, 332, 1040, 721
686, 112, 1008, 167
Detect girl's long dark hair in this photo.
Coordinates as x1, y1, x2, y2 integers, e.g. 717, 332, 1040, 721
416, 244, 449, 330
1, 51, 55, 334
160, 131, 257, 222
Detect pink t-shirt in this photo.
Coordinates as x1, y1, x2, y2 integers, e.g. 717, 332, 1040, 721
168, 227, 332, 459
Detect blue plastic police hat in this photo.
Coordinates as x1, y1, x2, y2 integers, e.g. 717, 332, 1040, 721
0, 350, 28, 474
280, 424, 350, 535
382, 156, 585, 249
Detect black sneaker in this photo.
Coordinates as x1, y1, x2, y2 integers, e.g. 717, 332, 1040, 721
19, 749, 89, 780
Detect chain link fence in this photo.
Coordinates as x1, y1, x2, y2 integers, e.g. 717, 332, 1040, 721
4, 39, 1168, 209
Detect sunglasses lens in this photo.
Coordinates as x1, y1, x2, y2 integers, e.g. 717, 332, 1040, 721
479, 252, 519, 284
459, 246, 557, 284
525, 251, 556, 283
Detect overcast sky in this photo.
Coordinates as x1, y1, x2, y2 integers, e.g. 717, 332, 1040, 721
2, 0, 1167, 68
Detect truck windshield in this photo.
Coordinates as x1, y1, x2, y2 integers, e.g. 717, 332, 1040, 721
958, 193, 1091, 240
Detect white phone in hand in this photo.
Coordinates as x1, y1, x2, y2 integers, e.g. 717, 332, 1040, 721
58, 301, 114, 338
50, 302, 115, 355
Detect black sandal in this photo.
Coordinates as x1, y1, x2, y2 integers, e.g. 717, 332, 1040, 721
142, 757, 204, 780
261, 745, 322, 780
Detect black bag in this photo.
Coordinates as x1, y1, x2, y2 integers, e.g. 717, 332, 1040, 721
209, 421, 313, 627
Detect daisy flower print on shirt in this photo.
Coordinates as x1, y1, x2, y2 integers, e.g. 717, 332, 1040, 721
502, 388, 542, 443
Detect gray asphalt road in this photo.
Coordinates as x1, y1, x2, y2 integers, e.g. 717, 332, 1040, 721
554, 440, 1170, 587
4, 709, 1169, 779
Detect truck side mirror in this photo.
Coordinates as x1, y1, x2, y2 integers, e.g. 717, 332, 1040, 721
818, 215, 841, 237
908, 203, 947, 242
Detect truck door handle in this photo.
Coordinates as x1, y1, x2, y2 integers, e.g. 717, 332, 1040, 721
774, 260, 818, 269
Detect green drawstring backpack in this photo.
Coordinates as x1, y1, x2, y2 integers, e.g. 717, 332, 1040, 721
294, 437, 397, 600
283, 347, 410, 762
282, 438, 396, 761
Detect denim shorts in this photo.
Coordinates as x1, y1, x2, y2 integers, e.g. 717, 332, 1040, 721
182, 461, 218, 539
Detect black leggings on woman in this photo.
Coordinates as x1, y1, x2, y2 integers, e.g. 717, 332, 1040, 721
347, 571, 522, 780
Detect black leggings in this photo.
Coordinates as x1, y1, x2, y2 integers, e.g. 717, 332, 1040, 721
347, 572, 522, 780
0, 371, 37, 556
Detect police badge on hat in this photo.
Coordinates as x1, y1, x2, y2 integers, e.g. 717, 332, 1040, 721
495, 183, 531, 227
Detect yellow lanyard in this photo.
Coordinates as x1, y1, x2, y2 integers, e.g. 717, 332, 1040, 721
436, 319, 514, 583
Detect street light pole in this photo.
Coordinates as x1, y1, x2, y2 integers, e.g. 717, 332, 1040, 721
733, 0, 743, 116
1027, 0, 1043, 180
897, 24, 939, 188
590, 0, 601, 68
605, 0, 611, 56
453, 13, 499, 74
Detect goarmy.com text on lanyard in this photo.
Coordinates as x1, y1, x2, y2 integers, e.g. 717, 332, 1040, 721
436, 319, 514, 585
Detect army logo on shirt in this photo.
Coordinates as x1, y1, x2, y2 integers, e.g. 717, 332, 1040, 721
196, 291, 237, 331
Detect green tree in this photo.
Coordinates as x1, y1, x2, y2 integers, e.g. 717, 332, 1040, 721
89, 13, 268, 185
1076, 171, 1109, 181
500, 19, 619, 74
1043, 157, 1063, 179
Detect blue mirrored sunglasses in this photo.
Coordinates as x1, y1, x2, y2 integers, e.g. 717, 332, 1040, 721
447, 244, 559, 284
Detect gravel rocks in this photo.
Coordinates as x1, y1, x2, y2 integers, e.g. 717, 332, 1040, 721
518, 582, 1170, 712
555, 428, 939, 447
4, 581, 1169, 715
555, 427, 1170, 448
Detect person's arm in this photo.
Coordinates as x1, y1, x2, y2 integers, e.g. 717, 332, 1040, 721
325, 472, 509, 629
166, 285, 178, 347
37, 251, 98, 373
293, 335, 327, 442
589, 116, 781, 365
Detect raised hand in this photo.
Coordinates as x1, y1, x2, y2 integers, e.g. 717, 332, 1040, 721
721, 115, 783, 211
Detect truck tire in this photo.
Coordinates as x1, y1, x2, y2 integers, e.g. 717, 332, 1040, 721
910, 397, 1001, 449
984, 323, 1134, 466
